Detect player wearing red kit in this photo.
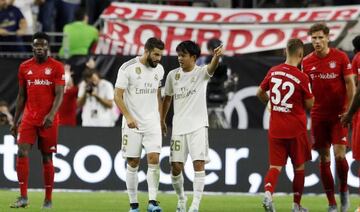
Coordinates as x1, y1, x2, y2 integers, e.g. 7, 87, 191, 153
257, 38, 314, 212
340, 35, 360, 212
302, 23, 355, 212
10, 32, 65, 209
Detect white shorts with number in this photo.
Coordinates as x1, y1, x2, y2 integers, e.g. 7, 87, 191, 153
170, 127, 210, 163
121, 127, 162, 158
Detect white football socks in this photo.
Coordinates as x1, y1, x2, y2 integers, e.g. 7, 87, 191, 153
147, 164, 160, 201
171, 172, 186, 200
126, 165, 139, 203
191, 170, 206, 209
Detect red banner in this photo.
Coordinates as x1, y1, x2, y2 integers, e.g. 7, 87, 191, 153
95, 3, 358, 55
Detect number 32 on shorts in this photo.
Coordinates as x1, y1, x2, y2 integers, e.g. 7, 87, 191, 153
170, 140, 181, 151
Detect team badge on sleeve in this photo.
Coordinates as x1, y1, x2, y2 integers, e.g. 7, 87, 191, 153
135, 67, 141, 74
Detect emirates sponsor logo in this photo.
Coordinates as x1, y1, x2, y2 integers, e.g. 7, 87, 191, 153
27, 79, 53, 86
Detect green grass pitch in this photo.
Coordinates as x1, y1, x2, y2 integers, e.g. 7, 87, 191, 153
0, 190, 358, 211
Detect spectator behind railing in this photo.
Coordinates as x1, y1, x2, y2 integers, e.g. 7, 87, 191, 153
37, 0, 80, 32
59, 7, 98, 59
0, 0, 27, 52
84, 0, 115, 25
77, 68, 117, 127
9, 0, 39, 34
0, 100, 14, 125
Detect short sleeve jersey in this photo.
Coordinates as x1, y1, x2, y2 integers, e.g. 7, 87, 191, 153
352, 52, 360, 79
302, 48, 353, 120
0, 5, 24, 32
18, 57, 65, 125
164, 65, 211, 135
115, 57, 164, 132
260, 63, 313, 138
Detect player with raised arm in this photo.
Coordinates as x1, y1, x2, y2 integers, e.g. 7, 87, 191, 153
161, 40, 223, 212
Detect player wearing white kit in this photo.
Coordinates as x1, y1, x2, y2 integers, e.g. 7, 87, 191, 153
114, 37, 165, 212
161, 40, 223, 212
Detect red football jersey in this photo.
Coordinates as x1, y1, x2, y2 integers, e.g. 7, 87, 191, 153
353, 52, 360, 77
260, 63, 313, 138
18, 57, 65, 125
302, 48, 353, 120
59, 86, 78, 126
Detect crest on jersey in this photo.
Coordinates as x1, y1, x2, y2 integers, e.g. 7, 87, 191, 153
135, 67, 141, 75
191, 76, 196, 83
154, 74, 158, 81
44, 68, 52, 75
329, 61, 336, 69
175, 72, 180, 80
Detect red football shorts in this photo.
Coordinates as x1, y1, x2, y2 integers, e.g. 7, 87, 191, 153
268, 132, 312, 166
311, 119, 348, 150
17, 119, 58, 153
352, 112, 360, 161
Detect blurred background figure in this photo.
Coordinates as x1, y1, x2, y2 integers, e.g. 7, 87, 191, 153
84, 0, 114, 25
0, 0, 27, 52
58, 64, 78, 126
59, 7, 98, 59
77, 68, 117, 127
37, 0, 80, 32
198, 38, 230, 128
0, 100, 12, 125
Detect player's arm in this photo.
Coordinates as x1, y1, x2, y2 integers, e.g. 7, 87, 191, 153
206, 44, 224, 76
11, 85, 26, 136
256, 87, 269, 105
161, 95, 172, 136
114, 87, 138, 129
344, 74, 356, 111
304, 97, 314, 110
341, 83, 360, 126
43, 85, 64, 128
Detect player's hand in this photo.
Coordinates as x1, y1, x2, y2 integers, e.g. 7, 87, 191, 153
43, 113, 55, 128
10, 124, 18, 137
161, 121, 167, 136
213, 44, 224, 58
339, 112, 352, 127
126, 116, 138, 129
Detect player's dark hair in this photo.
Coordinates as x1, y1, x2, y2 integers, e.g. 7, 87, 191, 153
32, 32, 50, 42
176, 40, 201, 59
308, 22, 329, 35
207, 38, 222, 51
352, 35, 360, 53
145, 37, 165, 51
287, 38, 304, 56
75, 7, 86, 21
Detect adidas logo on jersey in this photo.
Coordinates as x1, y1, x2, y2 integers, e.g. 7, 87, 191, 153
310, 66, 316, 71
27, 70, 33, 75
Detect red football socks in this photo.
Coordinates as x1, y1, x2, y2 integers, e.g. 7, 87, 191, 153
43, 160, 54, 201
335, 158, 349, 192
320, 162, 336, 205
264, 168, 280, 194
16, 157, 29, 198
293, 169, 305, 205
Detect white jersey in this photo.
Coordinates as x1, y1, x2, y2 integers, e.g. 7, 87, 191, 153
165, 65, 211, 135
115, 57, 164, 132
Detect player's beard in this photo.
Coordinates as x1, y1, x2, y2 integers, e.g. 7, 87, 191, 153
147, 57, 158, 68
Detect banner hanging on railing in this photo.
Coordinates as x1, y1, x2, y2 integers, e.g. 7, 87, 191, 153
95, 3, 360, 55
